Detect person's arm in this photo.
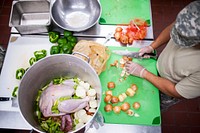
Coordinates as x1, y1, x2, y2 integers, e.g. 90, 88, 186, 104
151, 22, 175, 49
125, 61, 183, 98
143, 70, 182, 98
139, 22, 175, 56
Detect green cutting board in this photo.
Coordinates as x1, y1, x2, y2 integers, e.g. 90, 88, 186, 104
99, 46, 161, 126
99, 0, 151, 25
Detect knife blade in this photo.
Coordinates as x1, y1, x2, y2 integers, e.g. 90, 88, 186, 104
0, 97, 18, 107
112, 50, 157, 59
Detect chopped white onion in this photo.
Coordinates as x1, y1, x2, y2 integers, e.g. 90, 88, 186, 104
77, 109, 87, 119
89, 100, 98, 108
81, 114, 93, 123
75, 86, 86, 98
75, 122, 84, 129
88, 108, 96, 113
134, 113, 140, 117
87, 89, 96, 97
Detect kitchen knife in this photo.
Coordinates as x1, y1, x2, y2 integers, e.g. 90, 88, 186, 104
112, 50, 157, 59
0, 97, 18, 107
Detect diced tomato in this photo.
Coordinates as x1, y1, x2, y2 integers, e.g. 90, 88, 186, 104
114, 18, 147, 45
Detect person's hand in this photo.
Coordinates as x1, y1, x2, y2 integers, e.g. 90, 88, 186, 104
125, 61, 146, 78
139, 46, 154, 58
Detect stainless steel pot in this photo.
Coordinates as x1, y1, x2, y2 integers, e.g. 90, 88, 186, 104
18, 54, 102, 133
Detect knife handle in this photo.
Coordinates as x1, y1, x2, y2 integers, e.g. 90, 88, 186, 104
0, 97, 10, 101
143, 53, 157, 58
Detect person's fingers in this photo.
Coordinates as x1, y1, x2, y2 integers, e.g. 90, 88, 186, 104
129, 66, 137, 74
143, 55, 150, 58
139, 52, 145, 57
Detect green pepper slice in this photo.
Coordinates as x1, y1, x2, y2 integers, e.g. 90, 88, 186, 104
12, 86, 18, 97
29, 57, 36, 66
57, 38, 67, 48
48, 31, 60, 43
34, 50, 47, 61
62, 44, 73, 54
50, 45, 60, 55
63, 30, 73, 38
16, 68, 25, 80
67, 35, 77, 43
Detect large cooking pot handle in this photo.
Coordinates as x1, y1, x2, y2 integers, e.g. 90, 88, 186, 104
72, 52, 90, 63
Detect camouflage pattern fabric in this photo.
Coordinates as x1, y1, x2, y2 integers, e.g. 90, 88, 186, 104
170, 1, 200, 47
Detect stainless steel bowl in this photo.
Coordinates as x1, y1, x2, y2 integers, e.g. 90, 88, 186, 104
51, 0, 101, 32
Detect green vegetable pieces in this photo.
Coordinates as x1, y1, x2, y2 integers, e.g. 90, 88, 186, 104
50, 46, 60, 55
16, 68, 25, 80
49, 30, 77, 55
29, 57, 36, 66
48, 31, 60, 43
63, 30, 73, 38
34, 49, 47, 61
12, 86, 18, 97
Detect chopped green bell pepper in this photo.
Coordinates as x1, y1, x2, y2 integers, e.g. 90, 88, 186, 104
62, 44, 73, 54
67, 36, 77, 43
53, 77, 63, 84
12, 86, 18, 97
29, 57, 36, 66
16, 68, 25, 80
48, 31, 60, 43
63, 30, 73, 38
57, 38, 67, 48
50, 46, 60, 55
34, 50, 47, 61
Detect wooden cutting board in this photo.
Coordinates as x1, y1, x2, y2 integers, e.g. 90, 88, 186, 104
99, 0, 151, 25
99, 46, 161, 126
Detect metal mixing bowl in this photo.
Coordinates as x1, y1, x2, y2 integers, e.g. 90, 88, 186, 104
51, 0, 101, 32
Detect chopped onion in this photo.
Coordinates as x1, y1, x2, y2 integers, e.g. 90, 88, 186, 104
81, 114, 92, 123
126, 88, 136, 97
76, 86, 86, 98
131, 84, 138, 92
119, 58, 126, 65
88, 108, 96, 113
75, 122, 84, 130
118, 94, 126, 102
134, 113, 140, 117
113, 106, 121, 114
89, 100, 98, 108
104, 104, 113, 112
133, 102, 141, 110
126, 109, 134, 116
120, 69, 126, 77
107, 82, 115, 89
122, 93, 127, 98
105, 90, 112, 96
121, 102, 130, 111
82, 82, 90, 91
111, 96, 119, 104
77, 109, 86, 119
87, 89, 96, 97
104, 94, 112, 103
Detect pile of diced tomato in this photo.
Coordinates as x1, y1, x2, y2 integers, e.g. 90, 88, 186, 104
114, 19, 148, 45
